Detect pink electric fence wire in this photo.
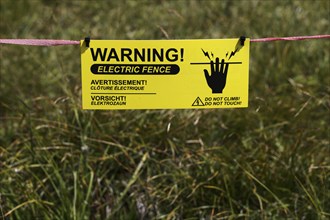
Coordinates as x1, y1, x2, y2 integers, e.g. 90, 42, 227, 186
0, 35, 329, 46
250, 34, 330, 42
0, 39, 80, 46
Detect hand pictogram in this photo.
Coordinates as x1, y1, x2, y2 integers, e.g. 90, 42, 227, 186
204, 58, 229, 93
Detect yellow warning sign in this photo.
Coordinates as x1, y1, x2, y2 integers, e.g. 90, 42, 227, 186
80, 39, 249, 109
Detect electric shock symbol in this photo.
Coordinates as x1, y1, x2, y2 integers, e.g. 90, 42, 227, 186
192, 97, 205, 106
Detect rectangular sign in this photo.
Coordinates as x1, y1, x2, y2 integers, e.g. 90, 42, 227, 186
80, 39, 249, 110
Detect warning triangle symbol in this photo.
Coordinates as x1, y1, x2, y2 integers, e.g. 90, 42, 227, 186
192, 97, 205, 106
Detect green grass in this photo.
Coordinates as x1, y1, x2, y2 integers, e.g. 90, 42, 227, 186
0, 0, 329, 219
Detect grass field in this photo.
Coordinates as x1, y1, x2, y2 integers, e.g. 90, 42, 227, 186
0, 0, 329, 219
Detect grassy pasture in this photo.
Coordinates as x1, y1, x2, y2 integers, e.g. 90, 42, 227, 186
0, 0, 329, 219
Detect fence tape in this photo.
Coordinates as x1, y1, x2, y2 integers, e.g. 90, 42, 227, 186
0, 35, 329, 46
